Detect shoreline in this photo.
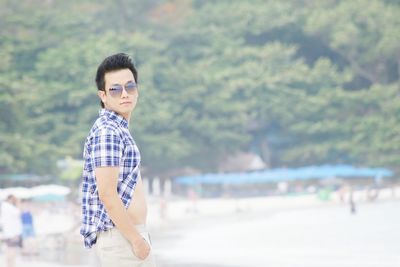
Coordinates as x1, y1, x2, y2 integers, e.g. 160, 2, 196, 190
1, 187, 399, 267
147, 186, 400, 231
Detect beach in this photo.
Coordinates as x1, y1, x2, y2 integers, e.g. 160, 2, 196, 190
1, 188, 399, 267
153, 200, 400, 267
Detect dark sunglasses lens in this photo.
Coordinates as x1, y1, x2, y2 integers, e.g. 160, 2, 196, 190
125, 82, 137, 93
109, 85, 123, 97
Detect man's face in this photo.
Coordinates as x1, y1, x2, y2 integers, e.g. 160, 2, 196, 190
7, 196, 17, 205
98, 68, 138, 119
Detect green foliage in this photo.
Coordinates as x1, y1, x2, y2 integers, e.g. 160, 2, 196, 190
304, 0, 400, 85
0, 0, 398, 177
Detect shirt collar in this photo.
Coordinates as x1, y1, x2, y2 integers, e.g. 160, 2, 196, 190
99, 109, 129, 128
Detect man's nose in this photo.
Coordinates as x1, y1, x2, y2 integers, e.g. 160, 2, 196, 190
121, 86, 129, 97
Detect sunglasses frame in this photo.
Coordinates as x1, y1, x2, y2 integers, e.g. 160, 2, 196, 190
104, 81, 138, 98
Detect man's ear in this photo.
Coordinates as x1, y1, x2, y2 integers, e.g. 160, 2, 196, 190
98, 90, 106, 106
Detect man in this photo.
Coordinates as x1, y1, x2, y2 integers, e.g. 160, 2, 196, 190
80, 53, 156, 266
1, 195, 23, 267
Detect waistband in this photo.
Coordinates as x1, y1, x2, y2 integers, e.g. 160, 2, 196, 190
99, 224, 148, 237
97, 224, 151, 245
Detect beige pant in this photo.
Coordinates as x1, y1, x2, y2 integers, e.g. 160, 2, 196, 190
95, 225, 157, 267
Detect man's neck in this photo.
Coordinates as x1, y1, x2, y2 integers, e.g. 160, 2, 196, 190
118, 110, 132, 122
105, 107, 131, 122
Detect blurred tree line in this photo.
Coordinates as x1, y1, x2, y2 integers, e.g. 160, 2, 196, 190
0, 0, 399, 179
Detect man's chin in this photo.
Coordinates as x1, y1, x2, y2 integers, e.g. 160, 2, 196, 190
119, 106, 135, 115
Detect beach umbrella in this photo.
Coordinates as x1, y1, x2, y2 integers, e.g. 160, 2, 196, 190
0, 187, 31, 200
30, 184, 71, 202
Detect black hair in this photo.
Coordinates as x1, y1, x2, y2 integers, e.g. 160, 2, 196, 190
95, 53, 138, 108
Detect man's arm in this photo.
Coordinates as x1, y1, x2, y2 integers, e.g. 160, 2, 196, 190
95, 166, 150, 260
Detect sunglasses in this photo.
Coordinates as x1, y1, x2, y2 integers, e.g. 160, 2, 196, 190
105, 81, 138, 98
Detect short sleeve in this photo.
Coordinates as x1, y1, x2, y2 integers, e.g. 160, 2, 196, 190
91, 127, 123, 167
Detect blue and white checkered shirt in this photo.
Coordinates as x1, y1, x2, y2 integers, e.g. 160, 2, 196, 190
80, 109, 141, 248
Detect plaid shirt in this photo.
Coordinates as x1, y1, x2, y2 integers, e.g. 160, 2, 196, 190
80, 109, 141, 248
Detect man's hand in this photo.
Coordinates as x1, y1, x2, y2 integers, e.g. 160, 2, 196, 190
131, 236, 150, 260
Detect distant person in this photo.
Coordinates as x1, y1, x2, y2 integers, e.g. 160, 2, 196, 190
20, 200, 36, 257
366, 178, 380, 202
349, 187, 357, 214
21, 201, 35, 239
186, 187, 199, 213
80, 53, 156, 266
1, 195, 23, 267
338, 185, 346, 203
